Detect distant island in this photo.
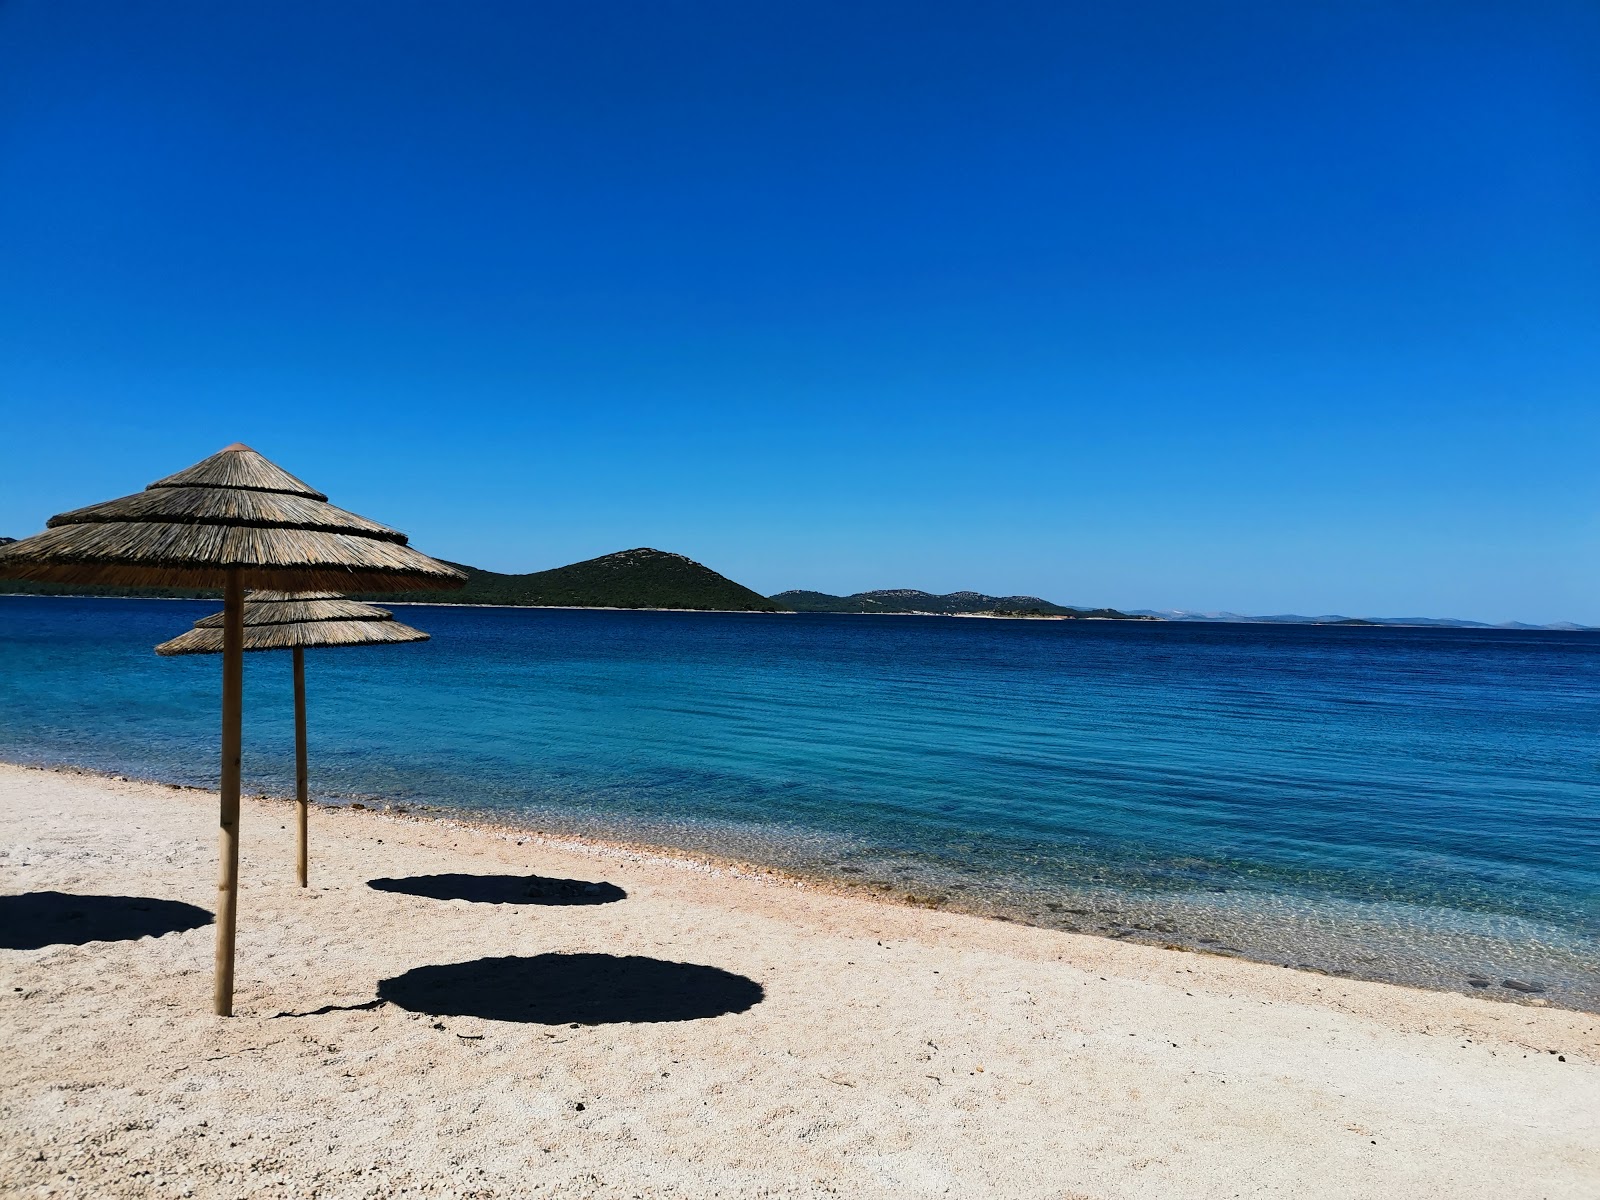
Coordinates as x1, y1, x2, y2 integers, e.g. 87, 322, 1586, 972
0, 547, 784, 613
2, 537, 1591, 627
1126, 609, 1596, 632
0, 542, 1143, 619
0, 539, 1136, 617
773, 589, 1151, 620
359, 549, 783, 612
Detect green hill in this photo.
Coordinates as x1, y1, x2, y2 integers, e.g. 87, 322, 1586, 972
3, 538, 1131, 618
771, 588, 1150, 620
0, 546, 783, 612
358, 548, 783, 611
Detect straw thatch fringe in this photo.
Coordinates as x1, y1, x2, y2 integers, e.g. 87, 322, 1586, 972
0, 523, 463, 590
156, 618, 429, 656
49, 487, 406, 542
0, 444, 465, 593
148, 445, 326, 500
158, 588, 432, 654
194, 595, 396, 627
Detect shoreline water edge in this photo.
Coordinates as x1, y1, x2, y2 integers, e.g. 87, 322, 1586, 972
5, 756, 1593, 1015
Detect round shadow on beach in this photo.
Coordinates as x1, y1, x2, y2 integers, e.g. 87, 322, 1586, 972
378, 953, 765, 1024
0, 892, 212, 950
367, 873, 626, 906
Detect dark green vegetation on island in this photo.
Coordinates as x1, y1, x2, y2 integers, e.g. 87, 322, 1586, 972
0, 547, 782, 612
357, 548, 783, 611
771, 588, 1152, 620
0, 533, 1131, 617
8, 534, 1589, 627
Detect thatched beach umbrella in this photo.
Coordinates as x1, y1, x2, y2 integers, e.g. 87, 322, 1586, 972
0, 444, 464, 1014
156, 592, 431, 890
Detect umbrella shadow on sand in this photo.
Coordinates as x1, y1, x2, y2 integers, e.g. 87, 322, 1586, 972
367, 874, 627, 906
377, 953, 765, 1024
0, 891, 212, 950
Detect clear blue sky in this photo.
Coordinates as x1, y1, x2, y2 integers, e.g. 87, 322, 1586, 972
2, 2, 1595, 623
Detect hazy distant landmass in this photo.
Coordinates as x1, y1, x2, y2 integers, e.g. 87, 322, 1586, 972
1127, 610, 1595, 631
774, 589, 1151, 620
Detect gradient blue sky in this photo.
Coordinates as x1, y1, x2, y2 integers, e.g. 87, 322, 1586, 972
2, 1, 1596, 622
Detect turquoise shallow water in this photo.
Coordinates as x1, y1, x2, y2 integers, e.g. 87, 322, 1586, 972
2, 596, 1597, 1009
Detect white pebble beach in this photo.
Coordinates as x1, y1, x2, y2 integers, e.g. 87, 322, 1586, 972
0, 762, 1595, 1199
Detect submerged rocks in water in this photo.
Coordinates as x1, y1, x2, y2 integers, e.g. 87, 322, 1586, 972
1500, 979, 1547, 994
1465, 976, 1491, 988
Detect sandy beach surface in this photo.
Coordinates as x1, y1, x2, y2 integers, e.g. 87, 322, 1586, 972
0, 763, 1595, 1199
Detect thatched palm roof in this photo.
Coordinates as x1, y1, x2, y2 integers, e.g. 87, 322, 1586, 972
155, 591, 431, 656
0, 444, 465, 592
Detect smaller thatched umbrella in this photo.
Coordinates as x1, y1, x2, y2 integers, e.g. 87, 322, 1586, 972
156, 592, 430, 889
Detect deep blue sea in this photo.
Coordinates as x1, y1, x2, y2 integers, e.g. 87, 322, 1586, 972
2, 596, 1597, 1009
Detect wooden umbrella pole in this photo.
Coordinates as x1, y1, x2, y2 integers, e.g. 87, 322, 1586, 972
293, 646, 308, 888
214, 569, 244, 1016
